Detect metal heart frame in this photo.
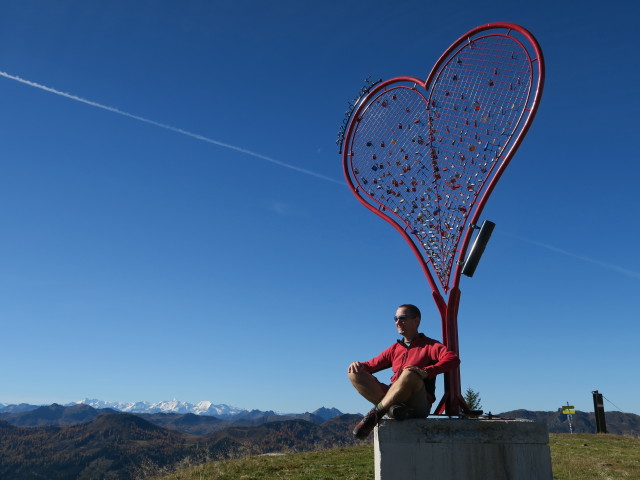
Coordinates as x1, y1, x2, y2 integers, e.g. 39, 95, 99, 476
341, 23, 545, 415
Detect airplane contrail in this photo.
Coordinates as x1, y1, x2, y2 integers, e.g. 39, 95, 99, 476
0, 71, 344, 185
510, 234, 640, 280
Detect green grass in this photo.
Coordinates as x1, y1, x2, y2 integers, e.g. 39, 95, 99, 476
146, 445, 374, 480
550, 434, 640, 479
148, 434, 640, 480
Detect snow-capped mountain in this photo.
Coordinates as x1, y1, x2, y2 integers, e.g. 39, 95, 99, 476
1, 399, 345, 421
75, 398, 247, 417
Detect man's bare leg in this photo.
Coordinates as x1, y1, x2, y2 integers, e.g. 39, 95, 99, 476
348, 370, 387, 405
351, 368, 425, 439
378, 368, 424, 410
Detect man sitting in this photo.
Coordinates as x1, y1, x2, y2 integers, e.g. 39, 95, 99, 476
347, 304, 460, 439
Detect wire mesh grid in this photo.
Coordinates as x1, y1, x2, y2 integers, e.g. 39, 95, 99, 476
347, 33, 534, 290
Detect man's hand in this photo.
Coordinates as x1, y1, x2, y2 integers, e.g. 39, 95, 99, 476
404, 365, 429, 379
348, 362, 364, 374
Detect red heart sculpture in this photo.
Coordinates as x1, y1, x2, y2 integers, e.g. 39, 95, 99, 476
340, 23, 544, 415
343, 23, 544, 294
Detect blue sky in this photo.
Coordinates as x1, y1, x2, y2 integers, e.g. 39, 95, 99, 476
1, 0, 638, 417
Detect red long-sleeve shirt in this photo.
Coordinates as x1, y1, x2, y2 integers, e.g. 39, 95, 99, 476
361, 333, 460, 402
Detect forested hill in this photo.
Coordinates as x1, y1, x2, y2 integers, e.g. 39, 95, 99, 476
0, 412, 362, 480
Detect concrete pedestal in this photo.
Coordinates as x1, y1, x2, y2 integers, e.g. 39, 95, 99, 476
374, 418, 552, 480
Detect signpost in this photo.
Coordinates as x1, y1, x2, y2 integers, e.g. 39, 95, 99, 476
561, 403, 575, 433
592, 390, 607, 433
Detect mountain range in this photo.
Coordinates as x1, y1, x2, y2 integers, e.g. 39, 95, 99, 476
0, 399, 343, 421
0, 402, 346, 435
499, 409, 640, 437
1, 402, 639, 479
0, 406, 361, 480
76, 398, 247, 417
2, 401, 639, 436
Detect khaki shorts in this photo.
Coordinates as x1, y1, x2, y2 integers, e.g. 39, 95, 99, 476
377, 378, 432, 419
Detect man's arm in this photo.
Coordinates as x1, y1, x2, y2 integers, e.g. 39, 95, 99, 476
351, 344, 395, 374
407, 342, 460, 378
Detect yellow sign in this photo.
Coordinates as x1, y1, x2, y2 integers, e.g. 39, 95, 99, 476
562, 409, 575, 415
